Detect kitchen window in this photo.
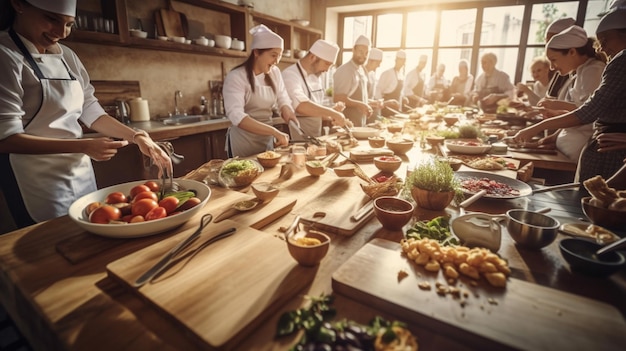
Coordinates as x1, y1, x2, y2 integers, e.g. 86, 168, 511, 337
337, 0, 615, 86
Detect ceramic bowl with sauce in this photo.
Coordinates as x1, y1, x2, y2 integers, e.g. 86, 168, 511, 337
373, 155, 402, 173
374, 196, 414, 231
287, 230, 330, 266
559, 238, 626, 277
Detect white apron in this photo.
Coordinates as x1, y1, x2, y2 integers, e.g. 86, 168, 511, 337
289, 62, 324, 140
8, 30, 96, 222
343, 67, 368, 127
226, 74, 277, 157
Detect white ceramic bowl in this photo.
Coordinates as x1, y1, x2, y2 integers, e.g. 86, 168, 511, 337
194, 36, 209, 46
350, 127, 380, 139
129, 29, 148, 38
231, 39, 245, 51
157, 35, 168, 41
215, 34, 232, 49
206, 39, 215, 47
170, 36, 185, 44
445, 138, 491, 155
68, 179, 211, 238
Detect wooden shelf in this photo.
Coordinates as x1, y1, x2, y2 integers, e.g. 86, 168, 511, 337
69, 0, 321, 59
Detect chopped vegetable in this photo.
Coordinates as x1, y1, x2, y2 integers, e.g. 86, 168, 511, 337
405, 216, 459, 246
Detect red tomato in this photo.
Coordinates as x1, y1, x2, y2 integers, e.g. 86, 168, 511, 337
105, 191, 127, 204
84, 201, 103, 216
158, 196, 180, 214
130, 184, 151, 198
144, 181, 160, 192
131, 198, 158, 217
145, 206, 167, 221
89, 205, 121, 224
132, 191, 158, 203
129, 215, 145, 223
178, 197, 201, 211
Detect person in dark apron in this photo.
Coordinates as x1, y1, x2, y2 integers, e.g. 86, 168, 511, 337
223, 24, 297, 157
426, 63, 450, 104
470, 52, 515, 113
403, 55, 428, 108
375, 50, 406, 117
0, 0, 171, 228
282, 39, 350, 139
333, 35, 373, 127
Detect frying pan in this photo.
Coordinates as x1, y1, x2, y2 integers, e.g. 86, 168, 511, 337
454, 171, 580, 200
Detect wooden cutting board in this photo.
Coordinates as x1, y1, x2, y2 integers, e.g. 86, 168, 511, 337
160, 0, 187, 38
299, 177, 374, 236
107, 220, 314, 349
203, 193, 296, 229
332, 239, 626, 351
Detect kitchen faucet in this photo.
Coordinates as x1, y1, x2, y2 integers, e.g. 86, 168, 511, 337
174, 90, 183, 115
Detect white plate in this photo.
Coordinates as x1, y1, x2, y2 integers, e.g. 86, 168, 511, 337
350, 127, 380, 139
68, 179, 211, 238
445, 139, 492, 155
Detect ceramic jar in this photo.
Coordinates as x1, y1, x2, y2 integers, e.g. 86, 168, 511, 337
231, 38, 245, 51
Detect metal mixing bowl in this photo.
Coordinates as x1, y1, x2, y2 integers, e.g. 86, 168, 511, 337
506, 209, 560, 249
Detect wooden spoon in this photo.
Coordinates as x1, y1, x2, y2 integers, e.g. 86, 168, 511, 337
213, 198, 262, 223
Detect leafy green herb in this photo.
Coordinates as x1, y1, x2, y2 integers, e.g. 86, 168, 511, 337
406, 215, 459, 245
221, 159, 255, 177
404, 159, 460, 193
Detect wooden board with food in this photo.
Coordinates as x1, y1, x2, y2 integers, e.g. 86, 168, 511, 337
332, 238, 626, 351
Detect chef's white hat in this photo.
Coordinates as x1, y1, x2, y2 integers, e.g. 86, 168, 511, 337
546, 17, 576, 35
354, 35, 371, 47
546, 25, 588, 49
26, 0, 76, 17
250, 24, 284, 50
596, 7, 626, 35
309, 39, 339, 63
368, 48, 383, 61
396, 50, 406, 59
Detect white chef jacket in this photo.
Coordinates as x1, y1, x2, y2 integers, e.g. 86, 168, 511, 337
282, 61, 325, 138
402, 68, 426, 97
375, 67, 401, 100
555, 58, 606, 161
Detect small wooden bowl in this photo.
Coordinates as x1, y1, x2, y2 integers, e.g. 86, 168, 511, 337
387, 124, 403, 133
333, 164, 355, 177
368, 136, 386, 148
287, 230, 330, 266
386, 139, 413, 155
305, 161, 326, 177
442, 157, 463, 171
374, 196, 414, 231
256, 151, 282, 168
250, 182, 280, 202
373, 156, 402, 173
425, 135, 445, 147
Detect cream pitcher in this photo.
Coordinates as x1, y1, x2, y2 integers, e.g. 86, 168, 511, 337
128, 97, 150, 122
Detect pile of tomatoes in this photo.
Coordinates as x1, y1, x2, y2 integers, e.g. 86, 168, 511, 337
85, 180, 201, 224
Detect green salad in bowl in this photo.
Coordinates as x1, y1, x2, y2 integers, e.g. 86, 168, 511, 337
218, 158, 264, 187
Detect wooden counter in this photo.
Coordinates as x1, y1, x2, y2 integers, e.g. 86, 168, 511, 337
1, 140, 625, 351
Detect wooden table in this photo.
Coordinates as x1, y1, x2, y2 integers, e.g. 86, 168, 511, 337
1, 140, 624, 351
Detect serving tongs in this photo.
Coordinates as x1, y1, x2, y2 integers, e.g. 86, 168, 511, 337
289, 120, 323, 146
157, 141, 184, 197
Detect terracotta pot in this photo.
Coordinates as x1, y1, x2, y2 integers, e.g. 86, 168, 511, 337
410, 187, 454, 210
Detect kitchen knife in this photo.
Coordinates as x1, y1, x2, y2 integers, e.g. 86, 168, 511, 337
289, 120, 322, 146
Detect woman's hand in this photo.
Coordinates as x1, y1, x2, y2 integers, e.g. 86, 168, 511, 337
135, 135, 173, 179
598, 133, 626, 152
332, 101, 346, 112
84, 138, 129, 161
513, 127, 540, 145
273, 130, 290, 148
280, 106, 298, 125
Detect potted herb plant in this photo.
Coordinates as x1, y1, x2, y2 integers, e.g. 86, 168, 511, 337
404, 159, 462, 210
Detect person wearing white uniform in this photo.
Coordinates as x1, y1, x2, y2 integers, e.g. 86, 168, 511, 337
333, 35, 373, 127
282, 39, 350, 140
223, 24, 297, 157
0, 0, 171, 228
403, 54, 428, 108
544, 17, 576, 98
364, 48, 383, 101
533, 26, 607, 161
375, 50, 406, 116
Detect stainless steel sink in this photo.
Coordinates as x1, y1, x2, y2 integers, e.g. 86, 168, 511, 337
161, 115, 226, 125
